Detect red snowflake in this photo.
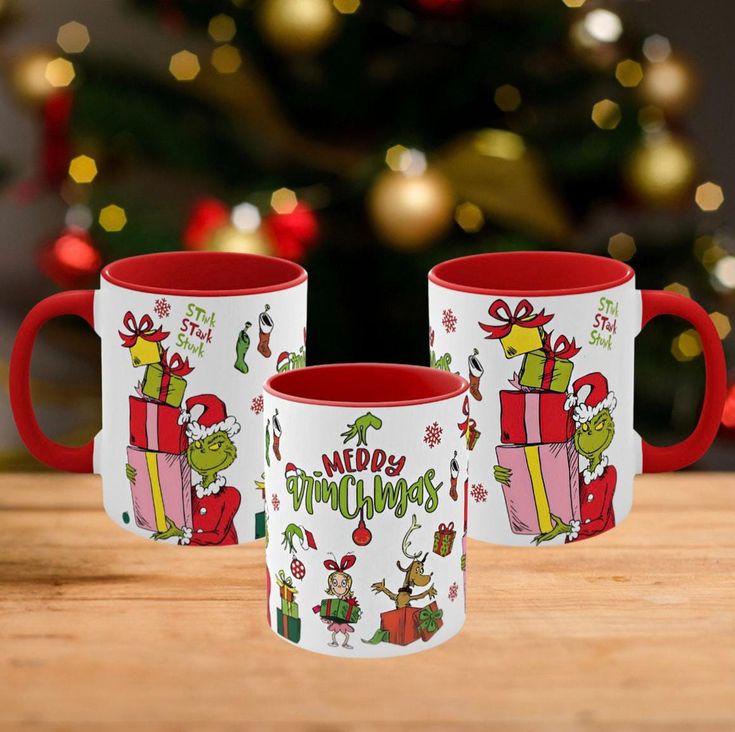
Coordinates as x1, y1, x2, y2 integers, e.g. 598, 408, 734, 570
251, 395, 264, 415
441, 308, 457, 333
470, 483, 488, 503
271, 493, 280, 512
153, 298, 171, 318
448, 581, 459, 602
429, 326, 435, 348
423, 421, 443, 448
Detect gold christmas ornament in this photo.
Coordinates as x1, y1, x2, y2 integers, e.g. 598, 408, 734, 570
624, 134, 696, 206
639, 55, 697, 115
258, 0, 340, 55
208, 225, 272, 255
368, 168, 454, 250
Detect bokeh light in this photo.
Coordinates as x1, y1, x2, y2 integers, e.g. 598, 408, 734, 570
99, 204, 127, 232
664, 282, 690, 298
591, 99, 621, 129
334, 0, 360, 13
169, 50, 200, 81
57, 21, 90, 54
212, 44, 242, 74
709, 312, 731, 339
44, 57, 75, 88
607, 232, 636, 261
583, 9, 622, 43
68, 155, 98, 183
271, 187, 298, 214
642, 34, 671, 63
208, 14, 237, 42
695, 182, 724, 212
232, 202, 261, 233
494, 84, 522, 112
615, 59, 643, 88
455, 202, 485, 233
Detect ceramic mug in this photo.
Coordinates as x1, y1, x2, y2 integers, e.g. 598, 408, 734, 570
263, 363, 468, 656
428, 251, 726, 547
10, 251, 307, 546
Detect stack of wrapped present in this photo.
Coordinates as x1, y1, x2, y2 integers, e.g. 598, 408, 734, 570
483, 300, 582, 537
121, 311, 195, 536
276, 570, 301, 643
432, 522, 456, 557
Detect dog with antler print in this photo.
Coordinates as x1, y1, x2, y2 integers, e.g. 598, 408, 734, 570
371, 514, 438, 609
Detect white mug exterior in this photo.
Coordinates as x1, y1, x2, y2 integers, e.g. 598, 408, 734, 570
93, 276, 307, 545
429, 277, 640, 547
263, 385, 468, 656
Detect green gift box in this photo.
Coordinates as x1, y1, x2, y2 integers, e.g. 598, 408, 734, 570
140, 349, 193, 408
255, 511, 266, 540
518, 350, 574, 393
319, 598, 362, 623
281, 597, 299, 618
276, 608, 301, 643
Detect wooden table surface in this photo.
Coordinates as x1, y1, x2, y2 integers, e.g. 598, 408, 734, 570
1, 473, 734, 731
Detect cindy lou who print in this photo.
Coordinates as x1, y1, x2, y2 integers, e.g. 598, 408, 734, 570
263, 364, 468, 657
428, 252, 726, 547
10, 252, 307, 545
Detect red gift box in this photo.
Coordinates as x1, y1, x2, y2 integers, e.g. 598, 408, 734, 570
379, 607, 420, 646
129, 396, 188, 454
416, 601, 444, 642
499, 390, 575, 445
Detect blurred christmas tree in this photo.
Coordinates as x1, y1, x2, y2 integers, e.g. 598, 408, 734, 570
2, 0, 733, 456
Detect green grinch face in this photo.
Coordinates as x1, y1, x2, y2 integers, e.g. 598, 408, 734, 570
574, 408, 615, 459
187, 431, 237, 476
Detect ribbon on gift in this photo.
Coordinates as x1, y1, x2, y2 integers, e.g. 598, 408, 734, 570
276, 570, 298, 595
118, 311, 169, 348
417, 605, 444, 633
522, 445, 553, 534
144, 451, 167, 533
479, 299, 553, 340
437, 522, 455, 536
153, 349, 194, 401
538, 332, 581, 389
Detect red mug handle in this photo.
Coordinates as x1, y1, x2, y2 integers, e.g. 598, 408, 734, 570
9, 290, 96, 473
639, 290, 727, 473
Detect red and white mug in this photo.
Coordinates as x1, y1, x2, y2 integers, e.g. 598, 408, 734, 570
10, 251, 307, 546
428, 251, 726, 547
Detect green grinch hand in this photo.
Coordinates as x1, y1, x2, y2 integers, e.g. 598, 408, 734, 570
281, 523, 304, 554
125, 463, 137, 483
234, 322, 252, 374
153, 516, 185, 541
532, 514, 579, 545
493, 465, 512, 486
341, 412, 382, 447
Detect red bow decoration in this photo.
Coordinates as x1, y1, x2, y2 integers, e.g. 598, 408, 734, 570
118, 311, 170, 348
478, 298, 554, 340
437, 522, 455, 533
542, 332, 581, 360
457, 395, 477, 435
159, 348, 194, 377
323, 553, 356, 572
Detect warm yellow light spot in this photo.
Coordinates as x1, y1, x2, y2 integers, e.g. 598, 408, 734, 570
334, 0, 360, 13
664, 282, 690, 298
695, 182, 724, 212
385, 144, 409, 172
44, 57, 75, 88
710, 312, 731, 339
211, 44, 242, 73
615, 59, 643, 88
607, 232, 636, 261
99, 204, 127, 232
702, 244, 727, 272
562, 0, 586, 7
169, 50, 200, 81
494, 84, 521, 112
68, 155, 98, 184
270, 187, 298, 214
672, 329, 702, 361
591, 99, 621, 130
384, 145, 426, 175
474, 129, 526, 160
713, 255, 735, 288
208, 14, 237, 42
57, 21, 90, 53
455, 202, 485, 233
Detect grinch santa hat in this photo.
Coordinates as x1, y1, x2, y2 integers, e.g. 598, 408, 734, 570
276, 351, 291, 373
565, 372, 616, 426
284, 462, 302, 479
180, 394, 241, 442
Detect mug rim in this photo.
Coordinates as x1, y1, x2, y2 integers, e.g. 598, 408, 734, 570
428, 251, 634, 296
101, 251, 307, 296
265, 363, 468, 407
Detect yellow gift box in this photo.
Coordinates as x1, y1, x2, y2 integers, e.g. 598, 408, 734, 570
500, 323, 544, 359
130, 337, 162, 368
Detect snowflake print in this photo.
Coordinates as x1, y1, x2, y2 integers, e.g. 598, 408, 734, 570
423, 421, 443, 449
429, 326, 435, 348
448, 581, 459, 602
470, 483, 488, 503
441, 308, 457, 334
271, 493, 280, 512
251, 395, 264, 415
153, 298, 171, 319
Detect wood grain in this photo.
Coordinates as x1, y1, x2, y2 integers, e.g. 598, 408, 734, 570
1, 473, 734, 731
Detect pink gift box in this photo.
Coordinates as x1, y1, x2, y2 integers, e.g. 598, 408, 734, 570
126, 446, 192, 533
495, 441, 580, 535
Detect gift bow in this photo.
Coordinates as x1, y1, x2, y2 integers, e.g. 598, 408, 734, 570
457, 396, 477, 435
418, 606, 444, 633
437, 522, 455, 534
118, 311, 169, 348
478, 298, 553, 340
543, 332, 581, 360
276, 570, 297, 591
159, 349, 194, 377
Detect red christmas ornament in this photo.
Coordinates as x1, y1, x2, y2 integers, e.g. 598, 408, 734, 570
351, 507, 372, 546
414, 0, 468, 15
184, 197, 230, 250
290, 556, 306, 580
39, 227, 102, 289
264, 202, 319, 261
721, 384, 735, 431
